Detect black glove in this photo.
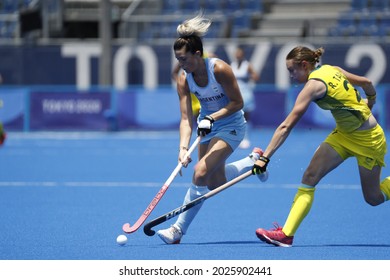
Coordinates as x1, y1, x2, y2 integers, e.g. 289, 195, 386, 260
197, 115, 214, 136
252, 156, 270, 175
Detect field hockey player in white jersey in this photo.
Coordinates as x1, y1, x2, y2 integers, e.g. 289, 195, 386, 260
157, 12, 267, 244
231, 46, 260, 149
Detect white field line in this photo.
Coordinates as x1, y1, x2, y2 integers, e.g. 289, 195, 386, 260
0, 181, 361, 189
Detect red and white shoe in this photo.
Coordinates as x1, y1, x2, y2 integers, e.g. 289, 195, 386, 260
256, 223, 293, 247
250, 147, 263, 160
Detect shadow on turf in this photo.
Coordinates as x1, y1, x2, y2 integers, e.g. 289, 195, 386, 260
191, 241, 263, 245
317, 244, 390, 248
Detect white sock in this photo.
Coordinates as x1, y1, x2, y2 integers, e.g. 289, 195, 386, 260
225, 150, 260, 181
175, 184, 208, 234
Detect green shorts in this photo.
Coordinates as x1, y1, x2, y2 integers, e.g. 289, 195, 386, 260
324, 124, 387, 170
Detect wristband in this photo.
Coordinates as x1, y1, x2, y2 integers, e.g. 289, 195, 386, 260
259, 156, 270, 164
204, 115, 215, 123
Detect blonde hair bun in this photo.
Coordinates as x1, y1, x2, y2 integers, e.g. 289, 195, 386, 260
177, 12, 211, 37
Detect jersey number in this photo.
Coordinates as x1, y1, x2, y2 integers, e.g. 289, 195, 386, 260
343, 79, 361, 103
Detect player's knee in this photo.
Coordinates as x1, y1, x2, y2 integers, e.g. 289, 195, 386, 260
302, 165, 324, 186
193, 169, 225, 189
193, 165, 208, 186
363, 194, 383, 206
193, 174, 222, 189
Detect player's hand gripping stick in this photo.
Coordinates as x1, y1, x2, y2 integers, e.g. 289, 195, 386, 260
197, 115, 214, 136
252, 156, 270, 175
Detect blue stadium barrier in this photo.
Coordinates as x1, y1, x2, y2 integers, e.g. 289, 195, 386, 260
1, 84, 389, 132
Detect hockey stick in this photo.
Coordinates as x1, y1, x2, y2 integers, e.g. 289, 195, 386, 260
122, 136, 201, 234
143, 169, 253, 236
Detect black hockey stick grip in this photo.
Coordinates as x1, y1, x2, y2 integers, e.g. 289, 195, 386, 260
143, 170, 253, 236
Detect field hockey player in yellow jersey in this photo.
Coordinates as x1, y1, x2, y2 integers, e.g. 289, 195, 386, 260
252, 46, 389, 247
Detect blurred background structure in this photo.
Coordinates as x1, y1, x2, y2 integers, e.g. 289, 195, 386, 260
1, 0, 389, 42
0, 0, 389, 132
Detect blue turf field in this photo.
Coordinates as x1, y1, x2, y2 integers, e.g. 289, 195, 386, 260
0, 128, 389, 260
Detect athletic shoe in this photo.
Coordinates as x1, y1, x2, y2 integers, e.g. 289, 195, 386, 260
250, 147, 268, 182
255, 223, 293, 247
249, 147, 263, 161
157, 224, 182, 244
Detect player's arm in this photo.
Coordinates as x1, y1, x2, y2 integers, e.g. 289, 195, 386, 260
264, 82, 317, 157
210, 59, 244, 121
253, 80, 325, 174
171, 63, 181, 82
177, 72, 193, 166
